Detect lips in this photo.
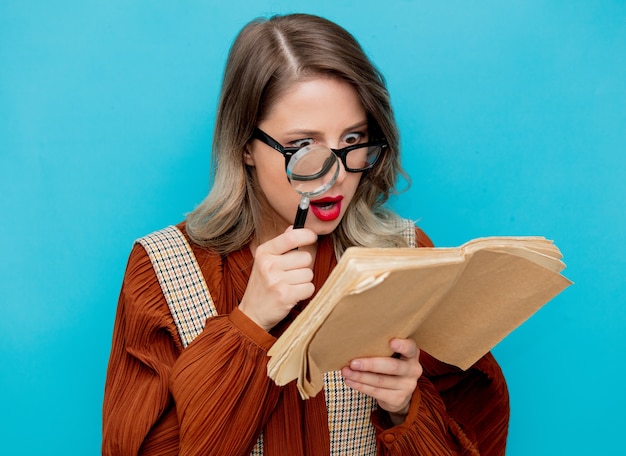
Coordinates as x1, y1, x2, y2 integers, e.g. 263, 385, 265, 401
309, 195, 343, 222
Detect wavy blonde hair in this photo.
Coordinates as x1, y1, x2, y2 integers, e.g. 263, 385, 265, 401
186, 14, 412, 256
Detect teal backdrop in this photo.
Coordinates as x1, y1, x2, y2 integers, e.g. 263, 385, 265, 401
1, 1, 624, 454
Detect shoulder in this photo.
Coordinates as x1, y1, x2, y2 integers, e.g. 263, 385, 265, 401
119, 240, 182, 349
135, 222, 226, 308
415, 227, 434, 248
134, 222, 223, 269
396, 217, 434, 248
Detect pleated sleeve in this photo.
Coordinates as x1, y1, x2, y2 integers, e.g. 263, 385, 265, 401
371, 351, 509, 455
169, 308, 283, 456
102, 243, 183, 455
102, 243, 284, 456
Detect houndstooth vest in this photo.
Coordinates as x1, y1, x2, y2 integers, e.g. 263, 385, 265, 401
137, 220, 416, 455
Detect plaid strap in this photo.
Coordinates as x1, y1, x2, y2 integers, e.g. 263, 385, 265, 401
401, 218, 417, 248
137, 225, 217, 348
137, 219, 417, 456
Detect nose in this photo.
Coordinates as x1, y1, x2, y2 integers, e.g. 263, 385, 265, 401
333, 155, 348, 185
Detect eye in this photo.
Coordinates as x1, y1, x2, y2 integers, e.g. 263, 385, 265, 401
290, 138, 315, 148
342, 132, 366, 146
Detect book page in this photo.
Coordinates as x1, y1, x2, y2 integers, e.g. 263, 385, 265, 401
412, 249, 572, 369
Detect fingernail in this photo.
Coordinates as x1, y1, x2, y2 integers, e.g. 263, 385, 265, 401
351, 360, 362, 370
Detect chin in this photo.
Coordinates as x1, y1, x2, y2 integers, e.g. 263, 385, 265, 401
309, 220, 342, 236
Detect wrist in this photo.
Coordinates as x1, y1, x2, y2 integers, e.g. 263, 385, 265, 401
387, 409, 407, 426
237, 302, 273, 332
229, 307, 277, 350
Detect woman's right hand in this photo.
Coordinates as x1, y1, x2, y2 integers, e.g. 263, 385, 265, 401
238, 227, 318, 331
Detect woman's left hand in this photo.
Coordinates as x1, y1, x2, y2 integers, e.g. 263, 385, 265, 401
341, 338, 423, 425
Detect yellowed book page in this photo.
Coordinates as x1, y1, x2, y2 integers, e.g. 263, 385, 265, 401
413, 249, 572, 369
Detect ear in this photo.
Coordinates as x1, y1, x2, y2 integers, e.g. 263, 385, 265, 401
243, 144, 255, 166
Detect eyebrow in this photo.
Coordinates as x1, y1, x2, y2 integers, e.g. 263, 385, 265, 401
283, 120, 369, 138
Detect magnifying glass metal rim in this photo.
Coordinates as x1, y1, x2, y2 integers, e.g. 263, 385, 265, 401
287, 145, 340, 228
288, 154, 338, 183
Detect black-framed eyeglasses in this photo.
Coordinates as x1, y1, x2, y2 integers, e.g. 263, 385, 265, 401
252, 128, 388, 172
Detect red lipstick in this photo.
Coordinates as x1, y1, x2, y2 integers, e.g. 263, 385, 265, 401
309, 195, 343, 222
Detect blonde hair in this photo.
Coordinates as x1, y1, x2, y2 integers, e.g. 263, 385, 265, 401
186, 14, 411, 256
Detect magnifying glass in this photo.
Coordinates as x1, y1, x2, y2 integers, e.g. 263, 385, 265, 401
286, 145, 340, 229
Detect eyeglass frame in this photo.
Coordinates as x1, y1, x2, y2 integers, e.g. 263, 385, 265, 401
252, 127, 388, 172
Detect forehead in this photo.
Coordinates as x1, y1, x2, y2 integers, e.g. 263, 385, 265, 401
261, 76, 366, 133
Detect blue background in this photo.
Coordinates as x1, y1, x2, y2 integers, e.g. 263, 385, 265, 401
1, 1, 624, 454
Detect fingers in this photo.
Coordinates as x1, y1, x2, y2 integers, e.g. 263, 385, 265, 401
341, 338, 423, 416
258, 226, 318, 255
390, 338, 419, 360
253, 233, 315, 289
256, 250, 314, 286
341, 372, 414, 416
342, 355, 422, 387
238, 227, 317, 331
348, 339, 420, 375
275, 268, 315, 303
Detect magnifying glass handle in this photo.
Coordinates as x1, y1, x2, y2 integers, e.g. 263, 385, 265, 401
293, 196, 310, 229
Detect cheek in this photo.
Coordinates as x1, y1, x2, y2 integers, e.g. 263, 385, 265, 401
343, 173, 363, 200
255, 164, 301, 210
249, 148, 292, 198
256, 163, 290, 193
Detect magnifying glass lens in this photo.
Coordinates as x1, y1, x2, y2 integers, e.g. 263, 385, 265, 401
287, 145, 340, 196
286, 145, 340, 229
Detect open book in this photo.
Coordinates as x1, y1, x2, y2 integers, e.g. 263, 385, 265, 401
267, 236, 572, 399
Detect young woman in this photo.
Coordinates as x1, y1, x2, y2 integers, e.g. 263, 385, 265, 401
103, 14, 509, 455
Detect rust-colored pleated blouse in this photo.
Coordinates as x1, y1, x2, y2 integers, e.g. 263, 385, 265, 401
102, 224, 509, 455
